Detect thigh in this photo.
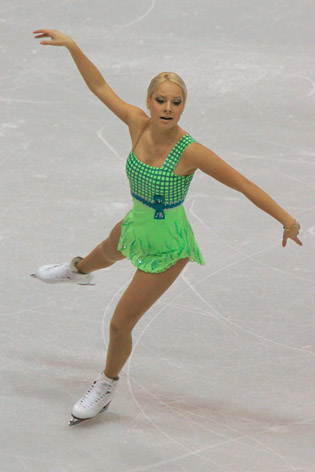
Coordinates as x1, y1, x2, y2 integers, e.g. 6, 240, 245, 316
101, 218, 126, 262
111, 257, 190, 332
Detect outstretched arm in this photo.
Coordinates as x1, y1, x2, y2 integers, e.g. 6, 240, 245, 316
186, 143, 302, 247
33, 29, 145, 125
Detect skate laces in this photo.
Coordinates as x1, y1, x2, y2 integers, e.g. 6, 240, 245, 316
79, 378, 115, 409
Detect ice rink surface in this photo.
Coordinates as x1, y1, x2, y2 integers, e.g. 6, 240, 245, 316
1, 0, 315, 470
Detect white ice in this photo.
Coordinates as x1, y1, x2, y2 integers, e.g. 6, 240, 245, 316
1, 1, 315, 471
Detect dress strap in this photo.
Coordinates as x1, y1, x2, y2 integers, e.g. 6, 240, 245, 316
132, 119, 151, 153
164, 135, 196, 172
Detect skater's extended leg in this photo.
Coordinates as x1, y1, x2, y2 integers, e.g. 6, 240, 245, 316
32, 219, 125, 284
76, 219, 126, 273
104, 257, 190, 379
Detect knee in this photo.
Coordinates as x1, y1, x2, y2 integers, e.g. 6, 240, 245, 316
110, 314, 133, 337
99, 238, 124, 264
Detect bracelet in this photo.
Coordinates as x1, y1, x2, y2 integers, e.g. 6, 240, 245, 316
283, 220, 298, 231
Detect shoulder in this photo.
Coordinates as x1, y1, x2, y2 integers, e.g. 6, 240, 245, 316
175, 139, 206, 175
184, 142, 248, 190
184, 141, 216, 164
184, 141, 235, 177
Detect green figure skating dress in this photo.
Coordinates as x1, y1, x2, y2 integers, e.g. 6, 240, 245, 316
118, 134, 205, 273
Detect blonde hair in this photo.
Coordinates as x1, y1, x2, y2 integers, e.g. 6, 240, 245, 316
147, 72, 187, 103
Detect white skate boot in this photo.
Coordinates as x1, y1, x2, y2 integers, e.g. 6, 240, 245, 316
69, 373, 119, 426
31, 257, 94, 285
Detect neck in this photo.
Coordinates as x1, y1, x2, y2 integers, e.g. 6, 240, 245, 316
149, 121, 181, 144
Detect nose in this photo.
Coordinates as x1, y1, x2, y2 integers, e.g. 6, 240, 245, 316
164, 101, 172, 113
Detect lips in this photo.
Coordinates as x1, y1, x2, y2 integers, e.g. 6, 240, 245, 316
160, 117, 172, 120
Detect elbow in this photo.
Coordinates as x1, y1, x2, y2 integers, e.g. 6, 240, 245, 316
239, 177, 255, 195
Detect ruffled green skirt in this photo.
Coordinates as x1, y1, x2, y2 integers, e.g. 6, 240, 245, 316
117, 198, 205, 273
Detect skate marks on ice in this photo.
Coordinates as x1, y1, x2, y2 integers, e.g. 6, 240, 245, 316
2, 0, 314, 470
102, 0, 156, 40
122, 266, 314, 472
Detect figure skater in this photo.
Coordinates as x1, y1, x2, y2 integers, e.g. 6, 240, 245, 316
32, 29, 302, 425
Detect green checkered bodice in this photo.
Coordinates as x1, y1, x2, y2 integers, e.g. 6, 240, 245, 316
126, 134, 196, 218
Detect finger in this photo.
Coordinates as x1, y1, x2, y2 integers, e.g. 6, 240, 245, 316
39, 41, 54, 45
33, 29, 52, 34
282, 236, 287, 247
33, 30, 55, 40
294, 237, 303, 246
34, 34, 49, 39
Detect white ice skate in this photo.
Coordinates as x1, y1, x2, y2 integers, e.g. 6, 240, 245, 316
31, 257, 94, 285
69, 373, 119, 426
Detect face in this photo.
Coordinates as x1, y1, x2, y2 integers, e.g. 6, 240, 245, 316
147, 81, 185, 128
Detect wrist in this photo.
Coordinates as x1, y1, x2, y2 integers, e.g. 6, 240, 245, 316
281, 215, 296, 229
283, 219, 298, 231
66, 39, 78, 52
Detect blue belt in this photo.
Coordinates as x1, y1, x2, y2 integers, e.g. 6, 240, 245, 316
131, 193, 184, 219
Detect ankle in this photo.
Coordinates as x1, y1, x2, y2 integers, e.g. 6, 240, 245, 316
75, 260, 88, 274
103, 371, 119, 381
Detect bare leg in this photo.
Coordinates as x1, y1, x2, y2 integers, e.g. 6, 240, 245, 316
76, 219, 126, 274
104, 257, 190, 379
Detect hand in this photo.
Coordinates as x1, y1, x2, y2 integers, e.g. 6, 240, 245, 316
33, 29, 75, 48
282, 221, 302, 247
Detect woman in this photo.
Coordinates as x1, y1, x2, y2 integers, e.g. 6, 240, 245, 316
32, 29, 302, 426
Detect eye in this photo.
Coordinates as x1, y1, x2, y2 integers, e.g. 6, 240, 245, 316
173, 101, 182, 106
156, 97, 165, 104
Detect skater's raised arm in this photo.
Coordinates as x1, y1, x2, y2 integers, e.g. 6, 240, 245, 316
184, 143, 302, 247
33, 29, 145, 126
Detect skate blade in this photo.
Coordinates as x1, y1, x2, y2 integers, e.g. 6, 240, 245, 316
69, 416, 89, 427
68, 403, 110, 427
30, 274, 95, 286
